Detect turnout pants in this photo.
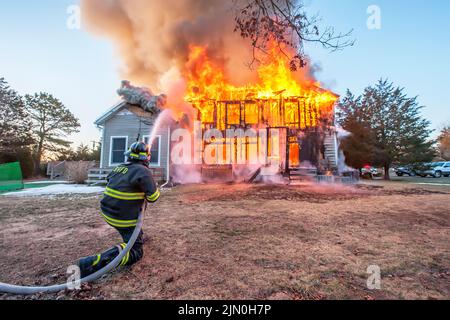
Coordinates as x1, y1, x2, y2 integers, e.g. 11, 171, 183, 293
78, 224, 144, 278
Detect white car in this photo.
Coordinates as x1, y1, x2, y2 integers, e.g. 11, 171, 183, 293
437, 162, 450, 178
421, 162, 450, 178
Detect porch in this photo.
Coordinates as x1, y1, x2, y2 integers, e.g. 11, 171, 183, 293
87, 167, 166, 185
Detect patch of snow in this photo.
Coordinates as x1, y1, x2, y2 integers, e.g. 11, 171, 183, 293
2, 184, 105, 197
415, 183, 450, 187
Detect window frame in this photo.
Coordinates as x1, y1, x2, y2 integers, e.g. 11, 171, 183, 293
142, 135, 162, 167
109, 136, 129, 167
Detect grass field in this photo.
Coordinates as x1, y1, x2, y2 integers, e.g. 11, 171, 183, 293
0, 181, 449, 300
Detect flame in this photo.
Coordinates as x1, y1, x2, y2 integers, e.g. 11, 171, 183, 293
183, 42, 338, 130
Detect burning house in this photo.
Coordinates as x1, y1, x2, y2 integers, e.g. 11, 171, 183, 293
189, 91, 340, 181
182, 45, 340, 181
92, 45, 340, 184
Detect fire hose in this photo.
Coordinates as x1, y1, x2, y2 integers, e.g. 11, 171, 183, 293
0, 212, 144, 295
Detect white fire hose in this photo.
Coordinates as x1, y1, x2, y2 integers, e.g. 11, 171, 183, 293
0, 212, 143, 295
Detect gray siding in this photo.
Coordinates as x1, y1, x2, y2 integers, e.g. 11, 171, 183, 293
101, 112, 170, 180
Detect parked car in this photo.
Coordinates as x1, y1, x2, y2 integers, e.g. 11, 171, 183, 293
443, 162, 450, 177
361, 166, 382, 179
432, 162, 450, 178
415, 162, 450, 178
393, 165, 416, 177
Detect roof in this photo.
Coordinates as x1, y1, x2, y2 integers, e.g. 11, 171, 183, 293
94, 101, 126, 126
126, 105, 155, 119
94, 101, 155, 127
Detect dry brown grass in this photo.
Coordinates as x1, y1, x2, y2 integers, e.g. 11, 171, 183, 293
0, 182, 449, 300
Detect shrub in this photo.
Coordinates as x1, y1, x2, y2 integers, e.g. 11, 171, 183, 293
65, 161, 95, 184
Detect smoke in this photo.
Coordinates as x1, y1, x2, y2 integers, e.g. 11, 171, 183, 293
335, 126, 355, 173
171, 165, 203, 184
80, 0, 256, 92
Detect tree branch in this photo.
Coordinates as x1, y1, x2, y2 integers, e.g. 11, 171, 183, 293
233, 0, 355, 70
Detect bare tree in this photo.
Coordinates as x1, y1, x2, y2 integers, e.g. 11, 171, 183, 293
438, 125, 450, 160
233, 0, 354, 70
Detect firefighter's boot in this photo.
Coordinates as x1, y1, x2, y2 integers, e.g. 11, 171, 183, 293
77, 246, 121, 278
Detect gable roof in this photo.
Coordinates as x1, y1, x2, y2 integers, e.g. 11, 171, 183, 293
94, 101, 156, 127
94, 101, 126, 126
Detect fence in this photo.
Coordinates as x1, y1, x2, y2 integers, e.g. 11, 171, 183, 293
0, 162, 24, 192
316, 175, 359, 185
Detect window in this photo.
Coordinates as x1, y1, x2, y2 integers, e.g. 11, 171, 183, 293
227, 103, 241, 125
110, 136, 128, 166
143, 135, 161, 166
431, 162, 445, 167
245, 103, 259, 124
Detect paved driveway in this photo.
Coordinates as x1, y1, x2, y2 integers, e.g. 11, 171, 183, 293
390, 175, 450, 186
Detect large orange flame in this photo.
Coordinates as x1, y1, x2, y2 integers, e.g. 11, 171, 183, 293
183, 42, 338, 129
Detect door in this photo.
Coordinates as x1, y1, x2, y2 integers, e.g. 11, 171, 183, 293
288, 136, 300, 168
443, 162, 450, 174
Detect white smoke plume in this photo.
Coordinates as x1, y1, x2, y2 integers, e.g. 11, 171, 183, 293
335, 126, 355, 173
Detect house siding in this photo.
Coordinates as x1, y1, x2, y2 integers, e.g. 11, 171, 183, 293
101, 112, 170, 181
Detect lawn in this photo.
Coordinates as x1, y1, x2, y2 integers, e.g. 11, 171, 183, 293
0, 182, 449, 300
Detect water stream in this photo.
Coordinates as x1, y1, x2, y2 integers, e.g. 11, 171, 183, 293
147, 109, 173, 145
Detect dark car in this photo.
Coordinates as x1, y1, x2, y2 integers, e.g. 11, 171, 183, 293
394, 165, 416, 177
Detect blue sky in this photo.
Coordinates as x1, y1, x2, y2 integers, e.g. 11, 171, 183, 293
0, 0, 449, 146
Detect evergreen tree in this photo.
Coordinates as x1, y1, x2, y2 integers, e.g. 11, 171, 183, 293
58, 142, 101, 162
25, 92, 80, 175
0, 78, 33, 156
338, 80, 434, 180
75, 144, 91, 161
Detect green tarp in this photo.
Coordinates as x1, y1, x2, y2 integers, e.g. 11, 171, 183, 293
0, 162, 24, 192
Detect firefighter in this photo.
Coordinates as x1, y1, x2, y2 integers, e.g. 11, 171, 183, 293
77, 142, 161, 277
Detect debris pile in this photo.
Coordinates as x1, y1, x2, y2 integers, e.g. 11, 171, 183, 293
117, 80, 167, 115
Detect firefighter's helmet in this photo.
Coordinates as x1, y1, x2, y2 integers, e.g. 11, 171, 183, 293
125, 142, 151, 163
